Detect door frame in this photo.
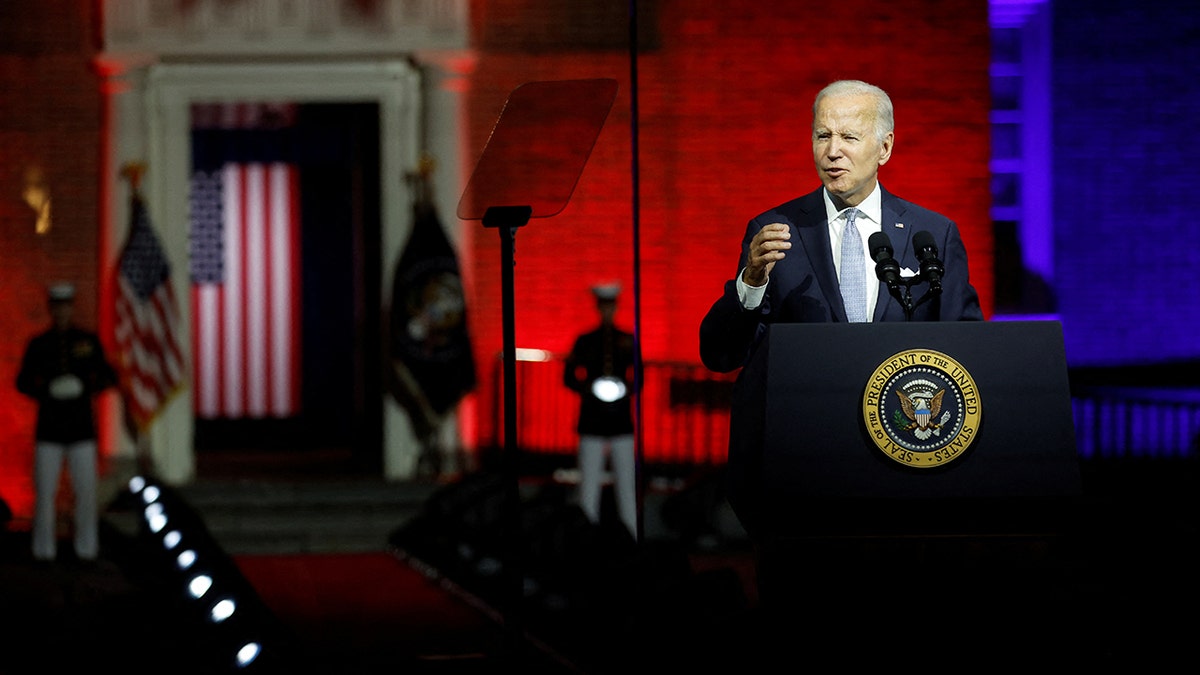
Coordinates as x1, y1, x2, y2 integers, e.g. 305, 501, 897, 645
107, 60, 421, 483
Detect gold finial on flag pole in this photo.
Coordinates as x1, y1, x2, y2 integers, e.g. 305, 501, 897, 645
405, 152, 436, 182
405, 152, 436, 205
121, 162, 147, 195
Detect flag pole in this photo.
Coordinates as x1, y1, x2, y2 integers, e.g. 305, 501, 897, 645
394, 153, 455, 480
117, 161, 154, 477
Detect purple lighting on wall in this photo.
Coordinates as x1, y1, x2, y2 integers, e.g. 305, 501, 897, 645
989, 0, 1055, 320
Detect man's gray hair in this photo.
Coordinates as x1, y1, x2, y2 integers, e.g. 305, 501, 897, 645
813, 80, 895, 143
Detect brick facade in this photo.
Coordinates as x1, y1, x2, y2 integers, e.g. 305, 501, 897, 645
462, 1, 992, 446
2, 1, 1190, 510
0, 1, 103, 515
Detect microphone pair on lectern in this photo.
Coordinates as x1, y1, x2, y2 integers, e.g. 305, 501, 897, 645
868, 230, 944, 292
868, 230, 944, 320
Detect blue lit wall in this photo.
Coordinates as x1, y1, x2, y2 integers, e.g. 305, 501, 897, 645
1053, 0, 1200, 367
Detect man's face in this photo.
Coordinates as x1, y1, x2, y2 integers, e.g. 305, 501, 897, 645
50, 300, 73, 330
812, 93, 894, 206
597, 299, 617, 323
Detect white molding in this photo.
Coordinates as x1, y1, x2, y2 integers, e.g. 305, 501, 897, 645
103, 0, 468, 58
103, 59, 427, 483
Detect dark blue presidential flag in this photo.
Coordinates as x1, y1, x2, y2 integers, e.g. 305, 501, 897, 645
388, 196, 477, 434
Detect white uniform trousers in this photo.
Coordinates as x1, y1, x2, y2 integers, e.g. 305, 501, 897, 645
577, 433, 637, 539
32, 439, 99, 561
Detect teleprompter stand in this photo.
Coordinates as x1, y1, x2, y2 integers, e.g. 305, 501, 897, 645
457, 78, 618, 661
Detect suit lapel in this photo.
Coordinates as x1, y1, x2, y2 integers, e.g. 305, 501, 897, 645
795, 190, 846, 321
874, 190, 912, 321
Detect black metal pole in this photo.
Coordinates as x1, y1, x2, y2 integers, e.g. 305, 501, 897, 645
483, 205, 531, 662
629, 0, 644, 543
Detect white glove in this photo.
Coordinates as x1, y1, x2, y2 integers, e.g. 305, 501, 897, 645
591, 376, 628, 403
48, 374, 84, 400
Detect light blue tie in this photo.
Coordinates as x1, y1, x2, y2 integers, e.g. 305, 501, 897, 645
840, 208, 868, 322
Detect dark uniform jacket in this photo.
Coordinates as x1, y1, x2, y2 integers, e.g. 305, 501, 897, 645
16, 327, 117, 443
563, 324, 636, 437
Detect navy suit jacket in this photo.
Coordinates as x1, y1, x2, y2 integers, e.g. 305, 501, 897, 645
700, 186, 983, 373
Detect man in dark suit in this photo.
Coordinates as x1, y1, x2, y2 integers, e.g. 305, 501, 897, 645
698, 80, 984, 665
700, 79, 982, 374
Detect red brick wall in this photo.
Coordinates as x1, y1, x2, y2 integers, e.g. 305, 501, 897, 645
463, 1, 993, 449
0, 2, 993, 501
0, 1, 103, 516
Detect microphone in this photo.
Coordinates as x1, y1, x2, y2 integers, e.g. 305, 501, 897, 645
869, 231, 910, 317
913, 230, 944, 293
868, 231, 902, 288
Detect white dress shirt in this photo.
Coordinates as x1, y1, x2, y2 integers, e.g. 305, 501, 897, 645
738, 184, 884, 318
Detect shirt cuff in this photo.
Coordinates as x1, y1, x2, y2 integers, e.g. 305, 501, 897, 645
736, 267, 767, 310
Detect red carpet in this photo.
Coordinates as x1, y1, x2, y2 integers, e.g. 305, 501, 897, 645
233, 551, 512, 671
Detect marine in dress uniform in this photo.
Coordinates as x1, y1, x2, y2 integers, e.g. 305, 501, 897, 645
16, 282, 117, 562
563, 283, 639, 539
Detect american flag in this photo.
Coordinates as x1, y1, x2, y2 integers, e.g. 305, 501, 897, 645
114, 194, 186, 430
190, 161, 302, 419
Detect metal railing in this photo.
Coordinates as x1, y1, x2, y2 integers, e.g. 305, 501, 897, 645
488, 357, 737, 464
489, 358, 1200, 464
1071, 387, 1200, 459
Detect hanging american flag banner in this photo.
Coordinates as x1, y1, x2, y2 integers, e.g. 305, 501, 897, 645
114, 192, 186, 430
190, 102, 302, 420
190, 162, 301, 419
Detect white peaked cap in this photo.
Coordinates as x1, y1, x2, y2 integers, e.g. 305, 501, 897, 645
591, 282, 621, 301
48, 282, 76, 301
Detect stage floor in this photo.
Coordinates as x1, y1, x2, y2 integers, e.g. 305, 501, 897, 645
1, 455, 1196, 673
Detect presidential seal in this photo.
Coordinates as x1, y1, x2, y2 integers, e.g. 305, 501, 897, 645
862, 348, 981, 469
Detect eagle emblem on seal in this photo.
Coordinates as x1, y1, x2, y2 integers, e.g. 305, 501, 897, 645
865, 349, 982, 469
894, 383, 950, 440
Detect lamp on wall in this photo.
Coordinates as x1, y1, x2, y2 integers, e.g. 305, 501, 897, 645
23, 165, 51, 234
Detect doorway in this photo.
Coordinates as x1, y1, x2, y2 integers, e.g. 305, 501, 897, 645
190, 102, 383, 478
